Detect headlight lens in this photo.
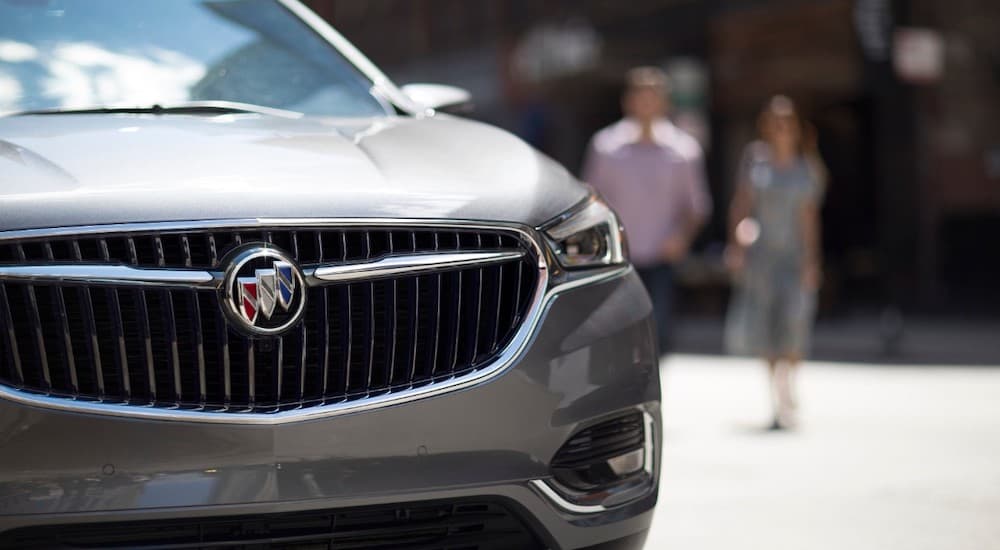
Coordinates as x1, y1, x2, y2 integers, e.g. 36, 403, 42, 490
544, 197, 627, 269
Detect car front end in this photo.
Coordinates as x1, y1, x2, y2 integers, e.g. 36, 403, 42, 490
0, 1, 660, 548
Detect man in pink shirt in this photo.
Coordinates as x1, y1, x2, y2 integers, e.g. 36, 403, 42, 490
583, 67, 712, 353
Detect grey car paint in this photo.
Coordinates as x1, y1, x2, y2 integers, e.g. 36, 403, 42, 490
0, 114, 587, 232
0, 269, 659, 548
0, 1, 659, 547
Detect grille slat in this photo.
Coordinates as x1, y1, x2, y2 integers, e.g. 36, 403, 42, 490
296, 323, 307, 404
428, 232, 443, 380
99, 239, 129, 400
319, 286, 331, 399
78, 287, 104, 398
337, 232, 351, 399
246, 337, 256, 408
73, 239, 105, 397
189, 290, 207, 405
338, 289, 353, 398
207, 234, 219, 267
273, 335, 283, 407
44, 244, 80, 396
385, 233, 398, 388
489, 234, 505, 354
106, 288, 131, 400
364, 281, 375, 392
23, 286, 52, 390
513, 261, 525, 325
135, 290, 157, 403
0, 284, 23, 386
15, 243, 52, 390
51, 286, 79, 394
363, 233, 375, 393
471, 267, 484, 364
447, 270, 462, 374
162, 290, 182, 403
180, 235, 192, 267
406, 233, 421, 385
0, 226, 538, 414
213, 294, 232, 406
489, 264, 504, 353
469, 234, 484, 365
154, 235, 165, 266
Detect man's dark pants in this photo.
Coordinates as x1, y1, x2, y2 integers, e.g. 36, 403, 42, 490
636, 263, 674, 355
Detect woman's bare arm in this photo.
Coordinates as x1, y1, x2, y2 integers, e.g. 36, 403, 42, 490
799, 201, 823, 290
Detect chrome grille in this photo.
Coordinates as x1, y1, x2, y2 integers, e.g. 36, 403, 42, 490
0, 225, 540, 414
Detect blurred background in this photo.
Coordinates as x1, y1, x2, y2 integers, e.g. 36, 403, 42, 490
308, 0, 1000, 365
1, 1, 995, 548
303, 2, 1000, 548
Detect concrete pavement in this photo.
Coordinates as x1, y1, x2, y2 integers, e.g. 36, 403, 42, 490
644, 354, 1000, 550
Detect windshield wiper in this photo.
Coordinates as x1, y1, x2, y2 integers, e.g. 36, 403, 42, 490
7, 100, 303, 119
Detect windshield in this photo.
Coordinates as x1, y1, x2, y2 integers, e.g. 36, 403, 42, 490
0, 0, 390, 117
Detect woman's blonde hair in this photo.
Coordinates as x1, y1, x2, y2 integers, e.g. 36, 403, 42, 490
757, 95, 801, 144
758, 95, 828, 187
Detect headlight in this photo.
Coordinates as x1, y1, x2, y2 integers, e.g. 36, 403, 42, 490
544, 196, 627, 269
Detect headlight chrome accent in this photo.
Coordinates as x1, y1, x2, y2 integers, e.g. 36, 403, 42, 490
542, 195, 627, 270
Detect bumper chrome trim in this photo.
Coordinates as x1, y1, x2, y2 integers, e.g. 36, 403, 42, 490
0, 218, 631, 424
530, 480, 608, 514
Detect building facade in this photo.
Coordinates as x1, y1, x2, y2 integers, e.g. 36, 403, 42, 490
307, 0, 1000, 315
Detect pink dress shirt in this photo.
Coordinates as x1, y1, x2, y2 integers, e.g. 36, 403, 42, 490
583, 118, 711, 268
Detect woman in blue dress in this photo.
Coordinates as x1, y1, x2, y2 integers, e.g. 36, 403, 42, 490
726, 96, 826, 430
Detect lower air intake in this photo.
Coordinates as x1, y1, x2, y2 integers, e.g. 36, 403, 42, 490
0, 499, 545, 550
551, 411, 647, 491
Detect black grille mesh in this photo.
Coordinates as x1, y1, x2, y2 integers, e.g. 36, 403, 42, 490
0, 499, 545, 550
0, 227, 538, 413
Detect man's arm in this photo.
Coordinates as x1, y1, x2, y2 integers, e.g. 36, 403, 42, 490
661, 147, 711, 262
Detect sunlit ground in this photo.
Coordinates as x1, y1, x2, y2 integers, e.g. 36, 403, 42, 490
646, 354, 1000, 550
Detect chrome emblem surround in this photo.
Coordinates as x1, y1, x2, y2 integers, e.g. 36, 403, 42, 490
221, 244, 307, 336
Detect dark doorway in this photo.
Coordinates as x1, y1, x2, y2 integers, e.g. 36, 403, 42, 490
813, 96, 882, 313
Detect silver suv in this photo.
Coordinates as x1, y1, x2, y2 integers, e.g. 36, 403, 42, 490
0, 1, 660, 548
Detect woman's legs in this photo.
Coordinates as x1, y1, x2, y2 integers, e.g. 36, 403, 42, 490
766, 356, 782, 428
767, 354, 800, 429
784, 353, 802, 411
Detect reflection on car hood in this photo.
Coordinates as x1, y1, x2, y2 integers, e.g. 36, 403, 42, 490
0, 114, 586, 232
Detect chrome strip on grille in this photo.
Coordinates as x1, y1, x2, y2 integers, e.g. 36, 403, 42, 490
0, 250, 525, 289
0, 264, 217, 287
0, 219, 590, 424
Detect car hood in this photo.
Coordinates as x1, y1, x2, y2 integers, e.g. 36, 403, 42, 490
0, 113, 587, 232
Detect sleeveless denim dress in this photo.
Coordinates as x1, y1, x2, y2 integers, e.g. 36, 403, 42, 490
726, 142, 823, 357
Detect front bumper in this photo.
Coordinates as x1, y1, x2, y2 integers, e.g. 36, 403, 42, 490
0, 267, 660, 549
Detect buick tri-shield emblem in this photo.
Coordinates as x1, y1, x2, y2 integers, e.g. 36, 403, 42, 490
221, 245, 306, 336
237, 260, 296, 324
